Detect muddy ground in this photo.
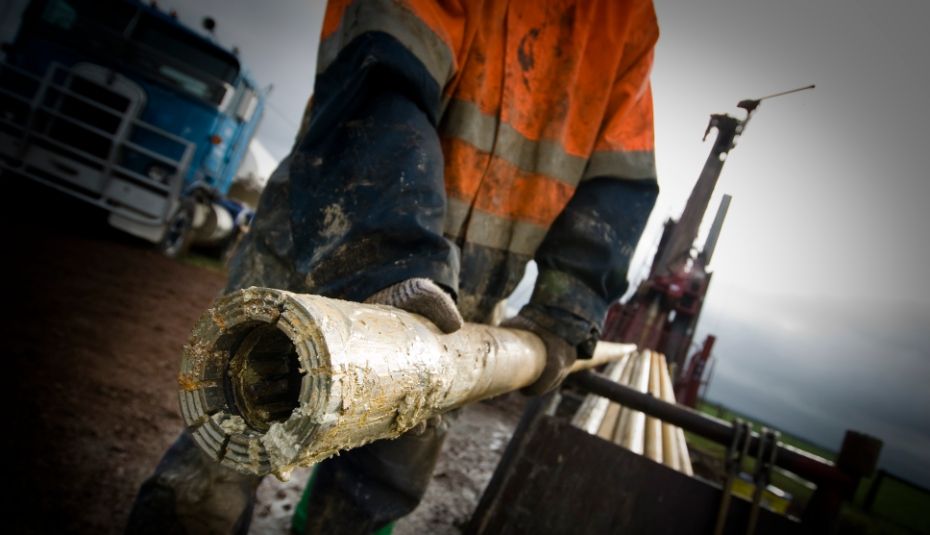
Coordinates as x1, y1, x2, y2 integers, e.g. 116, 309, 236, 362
4, 193, 522, 534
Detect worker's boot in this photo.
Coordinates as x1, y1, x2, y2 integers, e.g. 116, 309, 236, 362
125, 431, 262, 535
292, 416, 452, 535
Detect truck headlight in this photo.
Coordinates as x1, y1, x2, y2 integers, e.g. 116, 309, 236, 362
147, 165, 171, 184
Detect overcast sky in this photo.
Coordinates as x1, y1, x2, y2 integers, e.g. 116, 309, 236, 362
5, 0, 927, 485
649, 0, 930, 486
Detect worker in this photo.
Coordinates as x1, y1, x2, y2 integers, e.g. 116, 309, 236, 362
126, 0, 660, 533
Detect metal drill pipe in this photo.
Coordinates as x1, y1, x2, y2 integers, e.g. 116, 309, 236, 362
178, 287, 635, 478
570, 355, 630, 435
615, 349, 651, 453
658, 354, 693, 475
644, 351, 664, 463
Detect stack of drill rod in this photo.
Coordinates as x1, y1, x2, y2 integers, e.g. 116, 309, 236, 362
571, 350, 694, 475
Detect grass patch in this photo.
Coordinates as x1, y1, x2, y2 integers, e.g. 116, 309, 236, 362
178, 252, 227, 273
856, 473, 930, 534
695, 400, 836, 460
688, 401, 930, 534
684, 430, 816, 511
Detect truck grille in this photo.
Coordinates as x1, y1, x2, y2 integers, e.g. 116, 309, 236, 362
0, 61, 194, 226
48, 75, 132, 161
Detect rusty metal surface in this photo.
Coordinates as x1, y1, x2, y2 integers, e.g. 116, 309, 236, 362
468, 415, 800, 535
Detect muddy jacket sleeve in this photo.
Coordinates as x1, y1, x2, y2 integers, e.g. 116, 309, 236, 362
526, 26, 660, 356
284, 4, 461, 302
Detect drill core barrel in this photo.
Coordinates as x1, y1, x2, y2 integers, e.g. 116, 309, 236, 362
178, 287, 634, 478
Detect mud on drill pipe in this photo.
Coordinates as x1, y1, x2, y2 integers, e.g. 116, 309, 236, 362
178, 287, 634, 480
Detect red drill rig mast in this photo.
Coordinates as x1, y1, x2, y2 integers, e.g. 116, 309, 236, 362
601, 86, 813, 404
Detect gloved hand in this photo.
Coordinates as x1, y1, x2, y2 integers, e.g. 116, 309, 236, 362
364, 277, 463, 333
502, 312, 579, 396
365, 277, 463, 434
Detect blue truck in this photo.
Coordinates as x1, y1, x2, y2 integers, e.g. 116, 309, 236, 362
0, 0, 266, 255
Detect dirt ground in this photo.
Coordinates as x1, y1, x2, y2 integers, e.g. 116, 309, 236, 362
4, 196, 521, 534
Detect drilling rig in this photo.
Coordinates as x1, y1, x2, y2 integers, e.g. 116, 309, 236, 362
601, 86, 814, 403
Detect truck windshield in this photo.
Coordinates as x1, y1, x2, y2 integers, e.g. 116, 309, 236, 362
33, 0, 239, 106
131, 13, 239, 90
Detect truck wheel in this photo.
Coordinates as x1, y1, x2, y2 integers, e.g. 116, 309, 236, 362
159, 201, 195, 258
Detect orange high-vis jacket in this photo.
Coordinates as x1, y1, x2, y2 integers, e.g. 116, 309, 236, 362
290, 0, 659, 342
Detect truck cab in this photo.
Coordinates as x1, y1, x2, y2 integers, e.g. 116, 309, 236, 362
0, 0, 265, 255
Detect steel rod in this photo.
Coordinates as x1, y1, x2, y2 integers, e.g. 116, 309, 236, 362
644, 351, 664, 463
658, 353, 692, 475
570, 355, 630, 434
568, 370, 851, 486
756, 84, 816, 102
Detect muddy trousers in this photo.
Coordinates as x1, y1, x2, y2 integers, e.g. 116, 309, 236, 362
296, 421, 450, 534
125, 422, 448, 534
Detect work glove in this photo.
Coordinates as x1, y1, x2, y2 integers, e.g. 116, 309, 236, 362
365, 277, 463, 434
364, 277, 463, 333
502, 308, 580, 396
